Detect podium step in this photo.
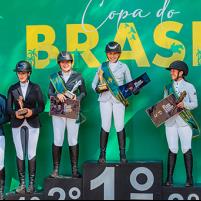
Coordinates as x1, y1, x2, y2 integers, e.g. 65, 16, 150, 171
162, 185, 201, 200
83, 161, 163, 200
5, 192, 44, 200
43, 177, 82, 200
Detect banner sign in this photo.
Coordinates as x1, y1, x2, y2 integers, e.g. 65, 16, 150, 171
119, 73, 151, 99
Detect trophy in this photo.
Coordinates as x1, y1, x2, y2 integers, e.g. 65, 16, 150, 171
17, 96, 28, 116
64, 80, 82, 99
171, 91, 187, 114
97, 69, 108, 91
176, 91, 187, 104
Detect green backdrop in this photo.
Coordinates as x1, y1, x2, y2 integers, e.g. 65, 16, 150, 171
0, 0, 201, 192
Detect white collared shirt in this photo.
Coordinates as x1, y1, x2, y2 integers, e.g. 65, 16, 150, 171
109, 61, 119, 71
173, 79, 184, 97
20, 81, 29, 100
62, 71, 72, 83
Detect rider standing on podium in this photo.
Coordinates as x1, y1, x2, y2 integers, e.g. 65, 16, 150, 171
164, 60, 200, 187
7, 61, 45, 194
92, 41, 133, 164
49, 51, 87, 178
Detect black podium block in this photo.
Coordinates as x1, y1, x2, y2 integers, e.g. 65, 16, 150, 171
43, 177, 82, 200
83, 161, 163, 200
5, 192, 44, 200
163, 186, 201, 200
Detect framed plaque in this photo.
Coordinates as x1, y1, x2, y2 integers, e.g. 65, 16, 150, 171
50, 96, 80, 119
146, 94, 184, 127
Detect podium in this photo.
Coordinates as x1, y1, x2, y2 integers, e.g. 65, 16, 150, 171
5, 161, 201, 200
162, 186, 201, 200
83, 161, 163, 200
5, 192, 44, 200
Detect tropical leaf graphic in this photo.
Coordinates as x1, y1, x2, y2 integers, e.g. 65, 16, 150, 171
170, 43, 184, 54
124, 24, 137, 41
197, 49, 201, 66
125, 23, 130, 28
27, 49, 37, 67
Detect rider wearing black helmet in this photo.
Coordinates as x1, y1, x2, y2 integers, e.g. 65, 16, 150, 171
164, 60, 199, 187
92, 41, 133, 164
166, 60, 189, 80
14, 61, 32, 73
105, 41, 122, 53
49, 51, 86, 178
7, 60, 45, 194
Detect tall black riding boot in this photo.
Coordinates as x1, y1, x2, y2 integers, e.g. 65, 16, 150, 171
16, 158, 26, 194
98, 128, 109, 164
69, 145, 81, 178
165, 150, 177, 187
51, 145, 62, 178
0, 168, 5, 200
27, 157, 36, 194
117, 129, 127, 164
184, 149, 194, 187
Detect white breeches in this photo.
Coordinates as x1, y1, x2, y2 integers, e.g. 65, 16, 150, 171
0, 136, 5, 171
100, 101, 125, 133
166, 125, 192, 154
12, 122, 39, 161
52, 116, 80, 147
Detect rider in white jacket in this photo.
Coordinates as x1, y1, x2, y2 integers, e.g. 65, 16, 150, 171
164, 60, 199, 187
92, 41, 133, 164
